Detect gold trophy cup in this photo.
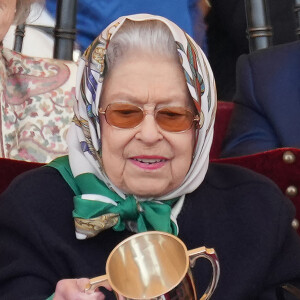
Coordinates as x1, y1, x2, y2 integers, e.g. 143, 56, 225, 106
86, 231, 220, 299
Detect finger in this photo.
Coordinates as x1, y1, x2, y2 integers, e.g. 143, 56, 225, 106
79, 277, 112, 300
54, 278, 108, 300
76, 279, 108, 300
80, 290, 107, 300
84, 278, 112, 293
91, 291, 107, 300
77, 278, 91, 292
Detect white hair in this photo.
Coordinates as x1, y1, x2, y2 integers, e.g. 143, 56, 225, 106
105, 20, 179, 74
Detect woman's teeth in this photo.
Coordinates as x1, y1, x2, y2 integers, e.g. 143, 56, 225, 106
133, 158, 165, 164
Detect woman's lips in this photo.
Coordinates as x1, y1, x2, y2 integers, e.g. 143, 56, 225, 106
129, 156, 168, 170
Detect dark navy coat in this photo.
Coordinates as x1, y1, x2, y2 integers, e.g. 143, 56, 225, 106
222, 41, 300, 158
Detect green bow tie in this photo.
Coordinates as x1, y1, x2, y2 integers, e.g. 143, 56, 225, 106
48, 156, 178, 239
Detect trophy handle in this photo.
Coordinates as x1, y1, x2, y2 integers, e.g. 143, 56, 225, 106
188, 246, 220, 300
85, 274, 109, 294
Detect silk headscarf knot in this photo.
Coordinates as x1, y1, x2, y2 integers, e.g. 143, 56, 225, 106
73, 192, 178, 239
49, 14, 217, 240
117, 195, 140, 220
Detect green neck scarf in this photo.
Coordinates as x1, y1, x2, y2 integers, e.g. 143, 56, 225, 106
48, 156, 178, 239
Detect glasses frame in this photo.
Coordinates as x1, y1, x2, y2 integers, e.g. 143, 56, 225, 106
98, 102, 201, 133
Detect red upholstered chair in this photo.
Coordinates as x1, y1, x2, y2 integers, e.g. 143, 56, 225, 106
0, 158, 44, 195
210, 101, 300, 234
210, 101, 234, 160
1, 149, 299, 233
211, 147, 300, 234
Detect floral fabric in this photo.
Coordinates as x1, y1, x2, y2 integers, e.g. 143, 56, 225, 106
0, 47, 77, 163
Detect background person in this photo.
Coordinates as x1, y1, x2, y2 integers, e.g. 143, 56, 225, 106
2, 1, 59, 59
0, 0, 76, 162
205, 0, 297, 101
0, 14, 300, 300
221, 41, 300, 158
45, 0, 208, 53
0, 0, 44, 43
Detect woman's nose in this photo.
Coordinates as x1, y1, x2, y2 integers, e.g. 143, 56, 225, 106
135, 114, 163, 143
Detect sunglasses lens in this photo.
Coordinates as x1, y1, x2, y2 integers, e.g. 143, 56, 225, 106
106, 103, 143, 128
156, 107, 194, 132
102, 103, 196, 132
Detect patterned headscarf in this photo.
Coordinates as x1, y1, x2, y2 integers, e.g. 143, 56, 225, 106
57, 14, 217, 239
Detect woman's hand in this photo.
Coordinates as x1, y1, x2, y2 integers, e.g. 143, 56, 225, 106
53, 278, 112, 300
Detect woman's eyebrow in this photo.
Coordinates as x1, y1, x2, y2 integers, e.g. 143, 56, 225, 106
104, 92, 141, 103
103, 92, 191, 106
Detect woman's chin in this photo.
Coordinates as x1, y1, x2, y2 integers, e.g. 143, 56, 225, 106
123, 179, 177, 198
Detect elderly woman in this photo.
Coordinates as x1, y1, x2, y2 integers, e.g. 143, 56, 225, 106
0, 14, 300, 300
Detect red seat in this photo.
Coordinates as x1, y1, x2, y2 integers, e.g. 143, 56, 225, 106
211, 147, 300, 234
210, 101, 234, 159
0, 158, 44, 195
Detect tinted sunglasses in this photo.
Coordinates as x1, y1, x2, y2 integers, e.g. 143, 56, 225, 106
99, 102, 200, 132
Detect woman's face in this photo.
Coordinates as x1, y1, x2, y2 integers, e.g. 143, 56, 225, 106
0, 0, 17, 42
100, 54, 196, 197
